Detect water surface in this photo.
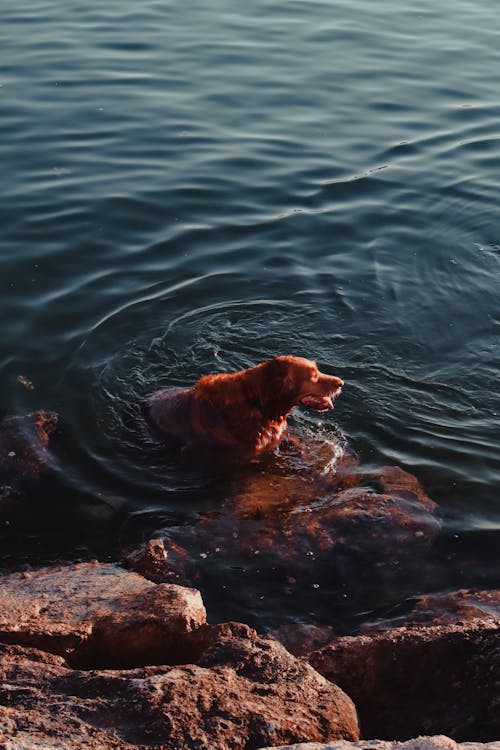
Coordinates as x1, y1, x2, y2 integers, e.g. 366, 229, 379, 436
1, 0, 499, 628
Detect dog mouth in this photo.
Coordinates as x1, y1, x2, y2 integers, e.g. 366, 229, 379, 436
300, 387, 342, 412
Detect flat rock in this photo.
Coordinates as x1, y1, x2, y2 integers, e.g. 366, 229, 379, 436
0, 623, 359, 749
0, 561, 206, 668
256, 735, 500, 750
309, 619, 500, 742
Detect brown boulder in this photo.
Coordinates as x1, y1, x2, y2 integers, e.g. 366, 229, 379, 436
285, 465, 438, 556
0, 561, 206, 669
309, 619, 500, 742
147, 463, 439, 629
0, 623, 359, 749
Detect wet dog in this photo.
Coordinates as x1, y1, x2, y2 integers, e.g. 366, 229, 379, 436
144, 355, 343, 457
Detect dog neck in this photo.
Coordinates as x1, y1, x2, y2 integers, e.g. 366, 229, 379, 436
193, 362, 295, 423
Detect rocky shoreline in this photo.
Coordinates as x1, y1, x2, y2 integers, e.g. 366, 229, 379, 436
1, 412, 499, 749
0, 556, 498, 749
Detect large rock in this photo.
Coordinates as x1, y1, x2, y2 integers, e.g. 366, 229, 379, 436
309, 619, 500, 742
0, 561, 206, 668
147, 464, 440, 629
0, 410, 58, 498
256, 735, 500, 750
0, 623, 359, 749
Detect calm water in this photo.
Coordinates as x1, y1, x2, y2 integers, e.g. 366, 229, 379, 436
1, 0, 499, 627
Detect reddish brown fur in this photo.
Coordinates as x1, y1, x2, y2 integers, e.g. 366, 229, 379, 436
144, 355, 344, 457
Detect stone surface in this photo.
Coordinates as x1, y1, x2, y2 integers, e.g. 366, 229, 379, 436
256, 736, 500, 750
273, 622, 336, 657
411, 588, 500, 623
151, 462, 440, 629
122, 537, 172, 583
309, 619, 500, 742
360, 589, 500, 633
0, 561, 206, 668
0, 411, 58, 497
0, 622, 359, 749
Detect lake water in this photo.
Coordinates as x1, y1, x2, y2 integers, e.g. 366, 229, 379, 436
1, 0, 499, 629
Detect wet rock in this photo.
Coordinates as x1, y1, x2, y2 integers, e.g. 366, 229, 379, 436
154, 463, 439, 629
256, 736, 500, 750
273, 622, 336, 657
360, 589, 500, 633
0, 561, 206, 669
122, 536, 171, 583
285, 465, 438, 557
408, 588, 500, 624
0, 625, 359, 749
309, 619, 500, 742
0, 410, 58, 496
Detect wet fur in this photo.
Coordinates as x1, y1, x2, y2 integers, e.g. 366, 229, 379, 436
144, 355, 343, 457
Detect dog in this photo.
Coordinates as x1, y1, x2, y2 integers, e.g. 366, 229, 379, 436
144, 355, 344, 457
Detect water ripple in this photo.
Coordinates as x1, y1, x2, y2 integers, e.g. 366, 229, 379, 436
1, 0, 500, 617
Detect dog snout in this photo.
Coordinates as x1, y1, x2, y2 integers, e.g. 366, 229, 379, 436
321, 374, 344, 389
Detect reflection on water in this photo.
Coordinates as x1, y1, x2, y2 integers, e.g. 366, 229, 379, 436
1, 0, 500, 628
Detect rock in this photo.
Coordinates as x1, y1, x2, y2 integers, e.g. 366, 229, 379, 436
0, 561, 206, 669
408, 589, 500, 624
360, 589, 500, 633
153, 463, 439, 630
195, 625, 360, 746
255, 735, 500, 750
272, 622, 336, 657
0, 561, 359, 747
0, 623, 359, 749
284, 465, 439, 557
309, 619, 500, 742
0, 643, 126, 750
0, 411, 58, 494
122, 537, 171, 583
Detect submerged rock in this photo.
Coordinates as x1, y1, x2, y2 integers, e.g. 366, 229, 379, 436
309, 619, 500, 742
0, 410, 58, 495
360, 588, 500, 633
143, 462, 440, 629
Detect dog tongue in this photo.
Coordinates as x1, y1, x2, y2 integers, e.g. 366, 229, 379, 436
301, 395, 334, 411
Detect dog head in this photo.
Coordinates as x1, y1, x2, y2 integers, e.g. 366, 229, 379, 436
259, 355, 344, 417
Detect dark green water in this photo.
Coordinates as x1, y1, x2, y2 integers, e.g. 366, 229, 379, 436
1, 0, 499, 626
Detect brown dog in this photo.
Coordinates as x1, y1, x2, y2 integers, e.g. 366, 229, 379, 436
144, 355, 344, 456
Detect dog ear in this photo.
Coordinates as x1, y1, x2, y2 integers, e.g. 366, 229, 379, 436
271, 356, 299, 391
259, 357, 297, 409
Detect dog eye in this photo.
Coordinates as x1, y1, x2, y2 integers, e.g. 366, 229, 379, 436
310, 369, 318, 382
